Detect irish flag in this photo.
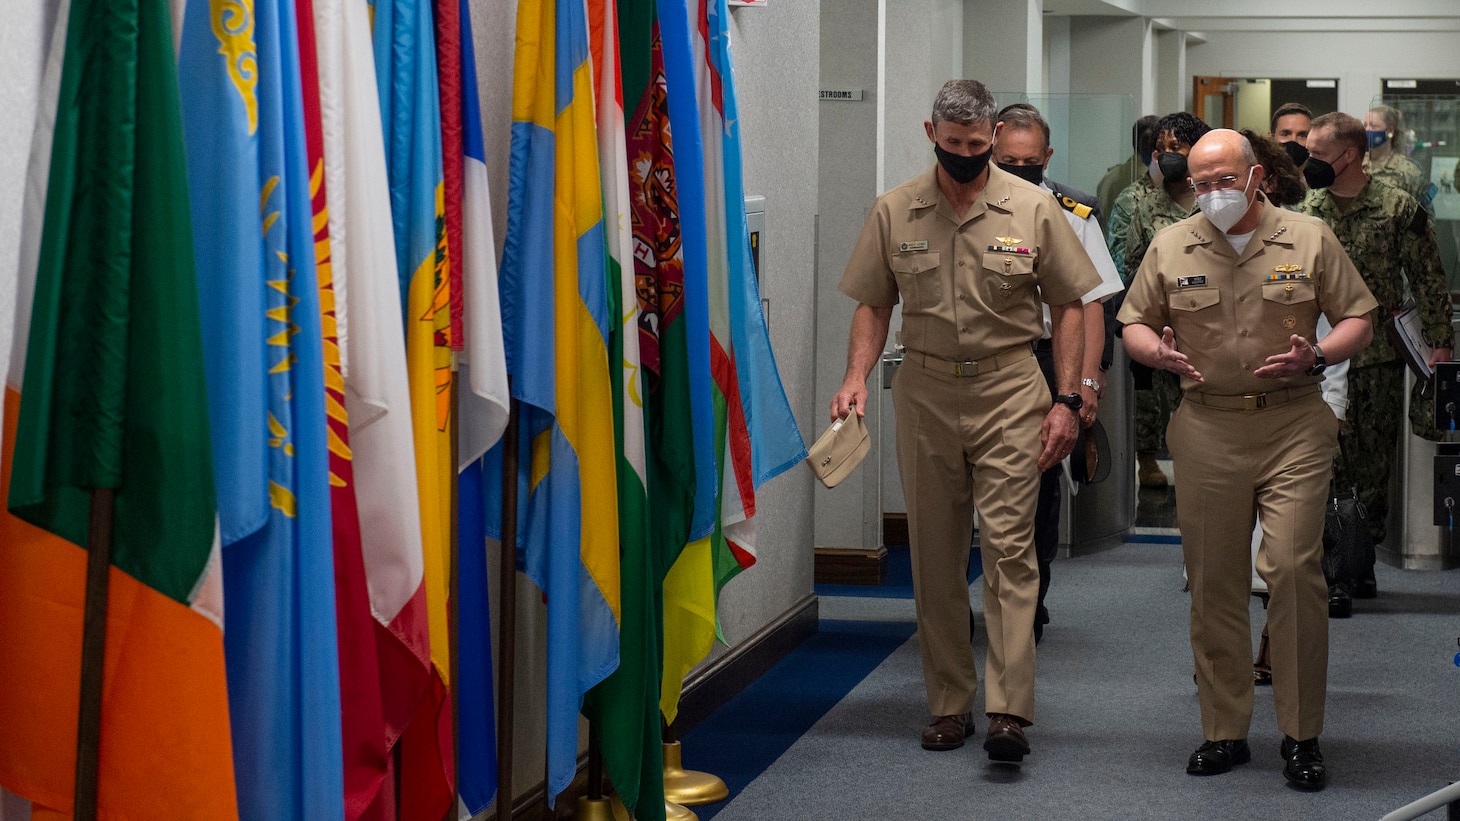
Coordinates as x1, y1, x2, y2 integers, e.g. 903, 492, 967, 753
0, 0, 237, 815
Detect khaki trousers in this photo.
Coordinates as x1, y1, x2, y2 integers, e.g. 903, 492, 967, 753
1167, 392, 1335, 742
893, 351, 1046, 722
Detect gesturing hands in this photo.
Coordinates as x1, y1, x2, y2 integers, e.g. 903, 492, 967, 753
1154, 326, 1203, 383
1254, 334, 1317, 378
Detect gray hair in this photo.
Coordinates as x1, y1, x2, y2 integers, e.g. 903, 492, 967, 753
1238, 135, 1258, 168
931, 80, 997, 128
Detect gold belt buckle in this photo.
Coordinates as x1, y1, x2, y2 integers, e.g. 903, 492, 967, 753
1243, 393, 1267, 411
954, 360, 978, 377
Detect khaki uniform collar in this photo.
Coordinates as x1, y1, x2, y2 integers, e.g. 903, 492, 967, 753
1181, 192, 1289, 263
908, 165, 1016, 226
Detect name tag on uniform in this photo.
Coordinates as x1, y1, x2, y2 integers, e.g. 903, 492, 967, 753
1176, 276, 1206, 287
899, 240, 929, 252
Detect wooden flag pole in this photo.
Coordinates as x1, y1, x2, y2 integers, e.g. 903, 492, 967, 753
73, 487, 117, 821
446, 353, 463, 821
496, 394, 520, 821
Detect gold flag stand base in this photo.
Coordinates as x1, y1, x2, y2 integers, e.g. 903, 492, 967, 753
573, 794, 697, 821
662, 741, 728, 806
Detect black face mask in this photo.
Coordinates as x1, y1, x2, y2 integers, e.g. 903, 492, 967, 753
1303, 156, 1343, 189
935, 144, 993, 185
996, 162, 1045, 186
1157, 151, 1188, 185
1280, 140, 1310, 167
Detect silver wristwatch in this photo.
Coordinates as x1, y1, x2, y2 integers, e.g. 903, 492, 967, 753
1080, 377, 1101, 393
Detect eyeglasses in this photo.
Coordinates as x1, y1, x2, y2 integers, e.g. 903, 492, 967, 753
1189, 175, 1243, 194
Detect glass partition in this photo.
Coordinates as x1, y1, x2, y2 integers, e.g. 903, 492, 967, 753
1373, 93, 1460, 293
992, 92, 1138, 199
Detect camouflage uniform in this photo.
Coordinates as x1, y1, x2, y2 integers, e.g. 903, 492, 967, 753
1297, 178, 1455, 545
1106, 179, 1143, 284
1096, 153, 1145, 234
1365, 151, 1426, 203
1120, 179, 1198, 455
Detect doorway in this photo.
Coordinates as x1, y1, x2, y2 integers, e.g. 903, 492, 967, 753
1192, 76, 1339, 132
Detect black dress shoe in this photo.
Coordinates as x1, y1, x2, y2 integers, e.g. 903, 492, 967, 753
983, 713, 1030, 762
1328, 583, 1352, 618
1281, 735, 1327, 790
920, 712, 973, 751
1186, 739, 1250, 775
1351, 573, 1377, 599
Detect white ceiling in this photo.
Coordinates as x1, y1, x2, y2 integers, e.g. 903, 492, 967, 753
1039, 0, 1460, 31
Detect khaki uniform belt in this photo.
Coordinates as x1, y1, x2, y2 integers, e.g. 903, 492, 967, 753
907, 345, 1032, 377
1182, 383, 1321, 411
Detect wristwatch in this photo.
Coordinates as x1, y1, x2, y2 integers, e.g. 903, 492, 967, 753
1306, 343, 1327, 376
1080, 377, 1101, 393
1053, 392, 1084, 412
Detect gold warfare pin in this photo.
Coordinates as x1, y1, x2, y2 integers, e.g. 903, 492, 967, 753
1273, 264, 1303, 273
995, 236, 1022, 246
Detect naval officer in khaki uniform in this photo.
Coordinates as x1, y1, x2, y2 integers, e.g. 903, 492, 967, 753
1118, 129, 1376, 791
832, 79, 1100, 763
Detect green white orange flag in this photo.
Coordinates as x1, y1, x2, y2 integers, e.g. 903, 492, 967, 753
0, 0, 237, 815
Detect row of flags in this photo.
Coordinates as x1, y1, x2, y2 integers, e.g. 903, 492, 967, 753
0, 0, 803, 819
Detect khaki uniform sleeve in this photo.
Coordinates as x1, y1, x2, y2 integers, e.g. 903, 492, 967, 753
1115, 231, 1169, 330
838, 199, 900, 307
1035, 195, 1101, 306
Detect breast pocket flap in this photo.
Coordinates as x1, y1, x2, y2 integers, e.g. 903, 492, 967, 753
1170, 287, 1221, 312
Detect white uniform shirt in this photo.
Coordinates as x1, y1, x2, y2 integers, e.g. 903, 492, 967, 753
1039, 181, 1123, 339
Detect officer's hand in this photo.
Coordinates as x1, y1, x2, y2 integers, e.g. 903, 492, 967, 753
831, 380, 868, 421
1038, 405, 1079, 472
1155, 326, 1203, 382
1254, 334, 1314, 378
1078, 384, 1099, 428
1429, 347, 1453, 368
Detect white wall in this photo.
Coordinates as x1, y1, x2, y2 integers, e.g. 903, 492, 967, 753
1186, 30, 1460, 118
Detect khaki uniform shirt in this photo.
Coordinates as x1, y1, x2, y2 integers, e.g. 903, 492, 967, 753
840, 165, 1100, 361
1296, 178, 1454, 369
1117, 196, 1378, 398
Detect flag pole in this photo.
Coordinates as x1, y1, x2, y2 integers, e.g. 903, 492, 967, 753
447, 352, 463, 821
496, 393, 520, 821
73, 487, 117, 821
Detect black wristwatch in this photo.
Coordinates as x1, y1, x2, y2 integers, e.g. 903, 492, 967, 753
1306, 344, 1327, 376
1053, 393, 1084, 412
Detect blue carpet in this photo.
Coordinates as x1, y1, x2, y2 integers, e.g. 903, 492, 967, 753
815, 545, 980, 599
679, 618, 917, 819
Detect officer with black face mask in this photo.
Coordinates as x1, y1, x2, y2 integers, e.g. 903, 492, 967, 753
1297, 111, 1454, 613
1116, 111, 1212, 489
992, 103, 1123, 647
834, 79, 1102, 764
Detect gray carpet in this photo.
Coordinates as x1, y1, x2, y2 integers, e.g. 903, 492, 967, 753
710, 543, 1460, 820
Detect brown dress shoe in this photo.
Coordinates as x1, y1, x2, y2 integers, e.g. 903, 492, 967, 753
983, 713, 1030, 762
920, 712, 974, 751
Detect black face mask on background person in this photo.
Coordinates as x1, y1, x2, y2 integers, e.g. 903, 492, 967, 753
1303, 154, 1348, 190
1157, 151, 1188, 185
935, 144, 993, 184
1281, 140, 1310, 167
996, 162, 1045, 186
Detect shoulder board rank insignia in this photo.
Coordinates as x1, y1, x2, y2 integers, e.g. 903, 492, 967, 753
995, 236, 1022, 246
1265, 226, 1289, 241
1058, 196, 1093, 220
